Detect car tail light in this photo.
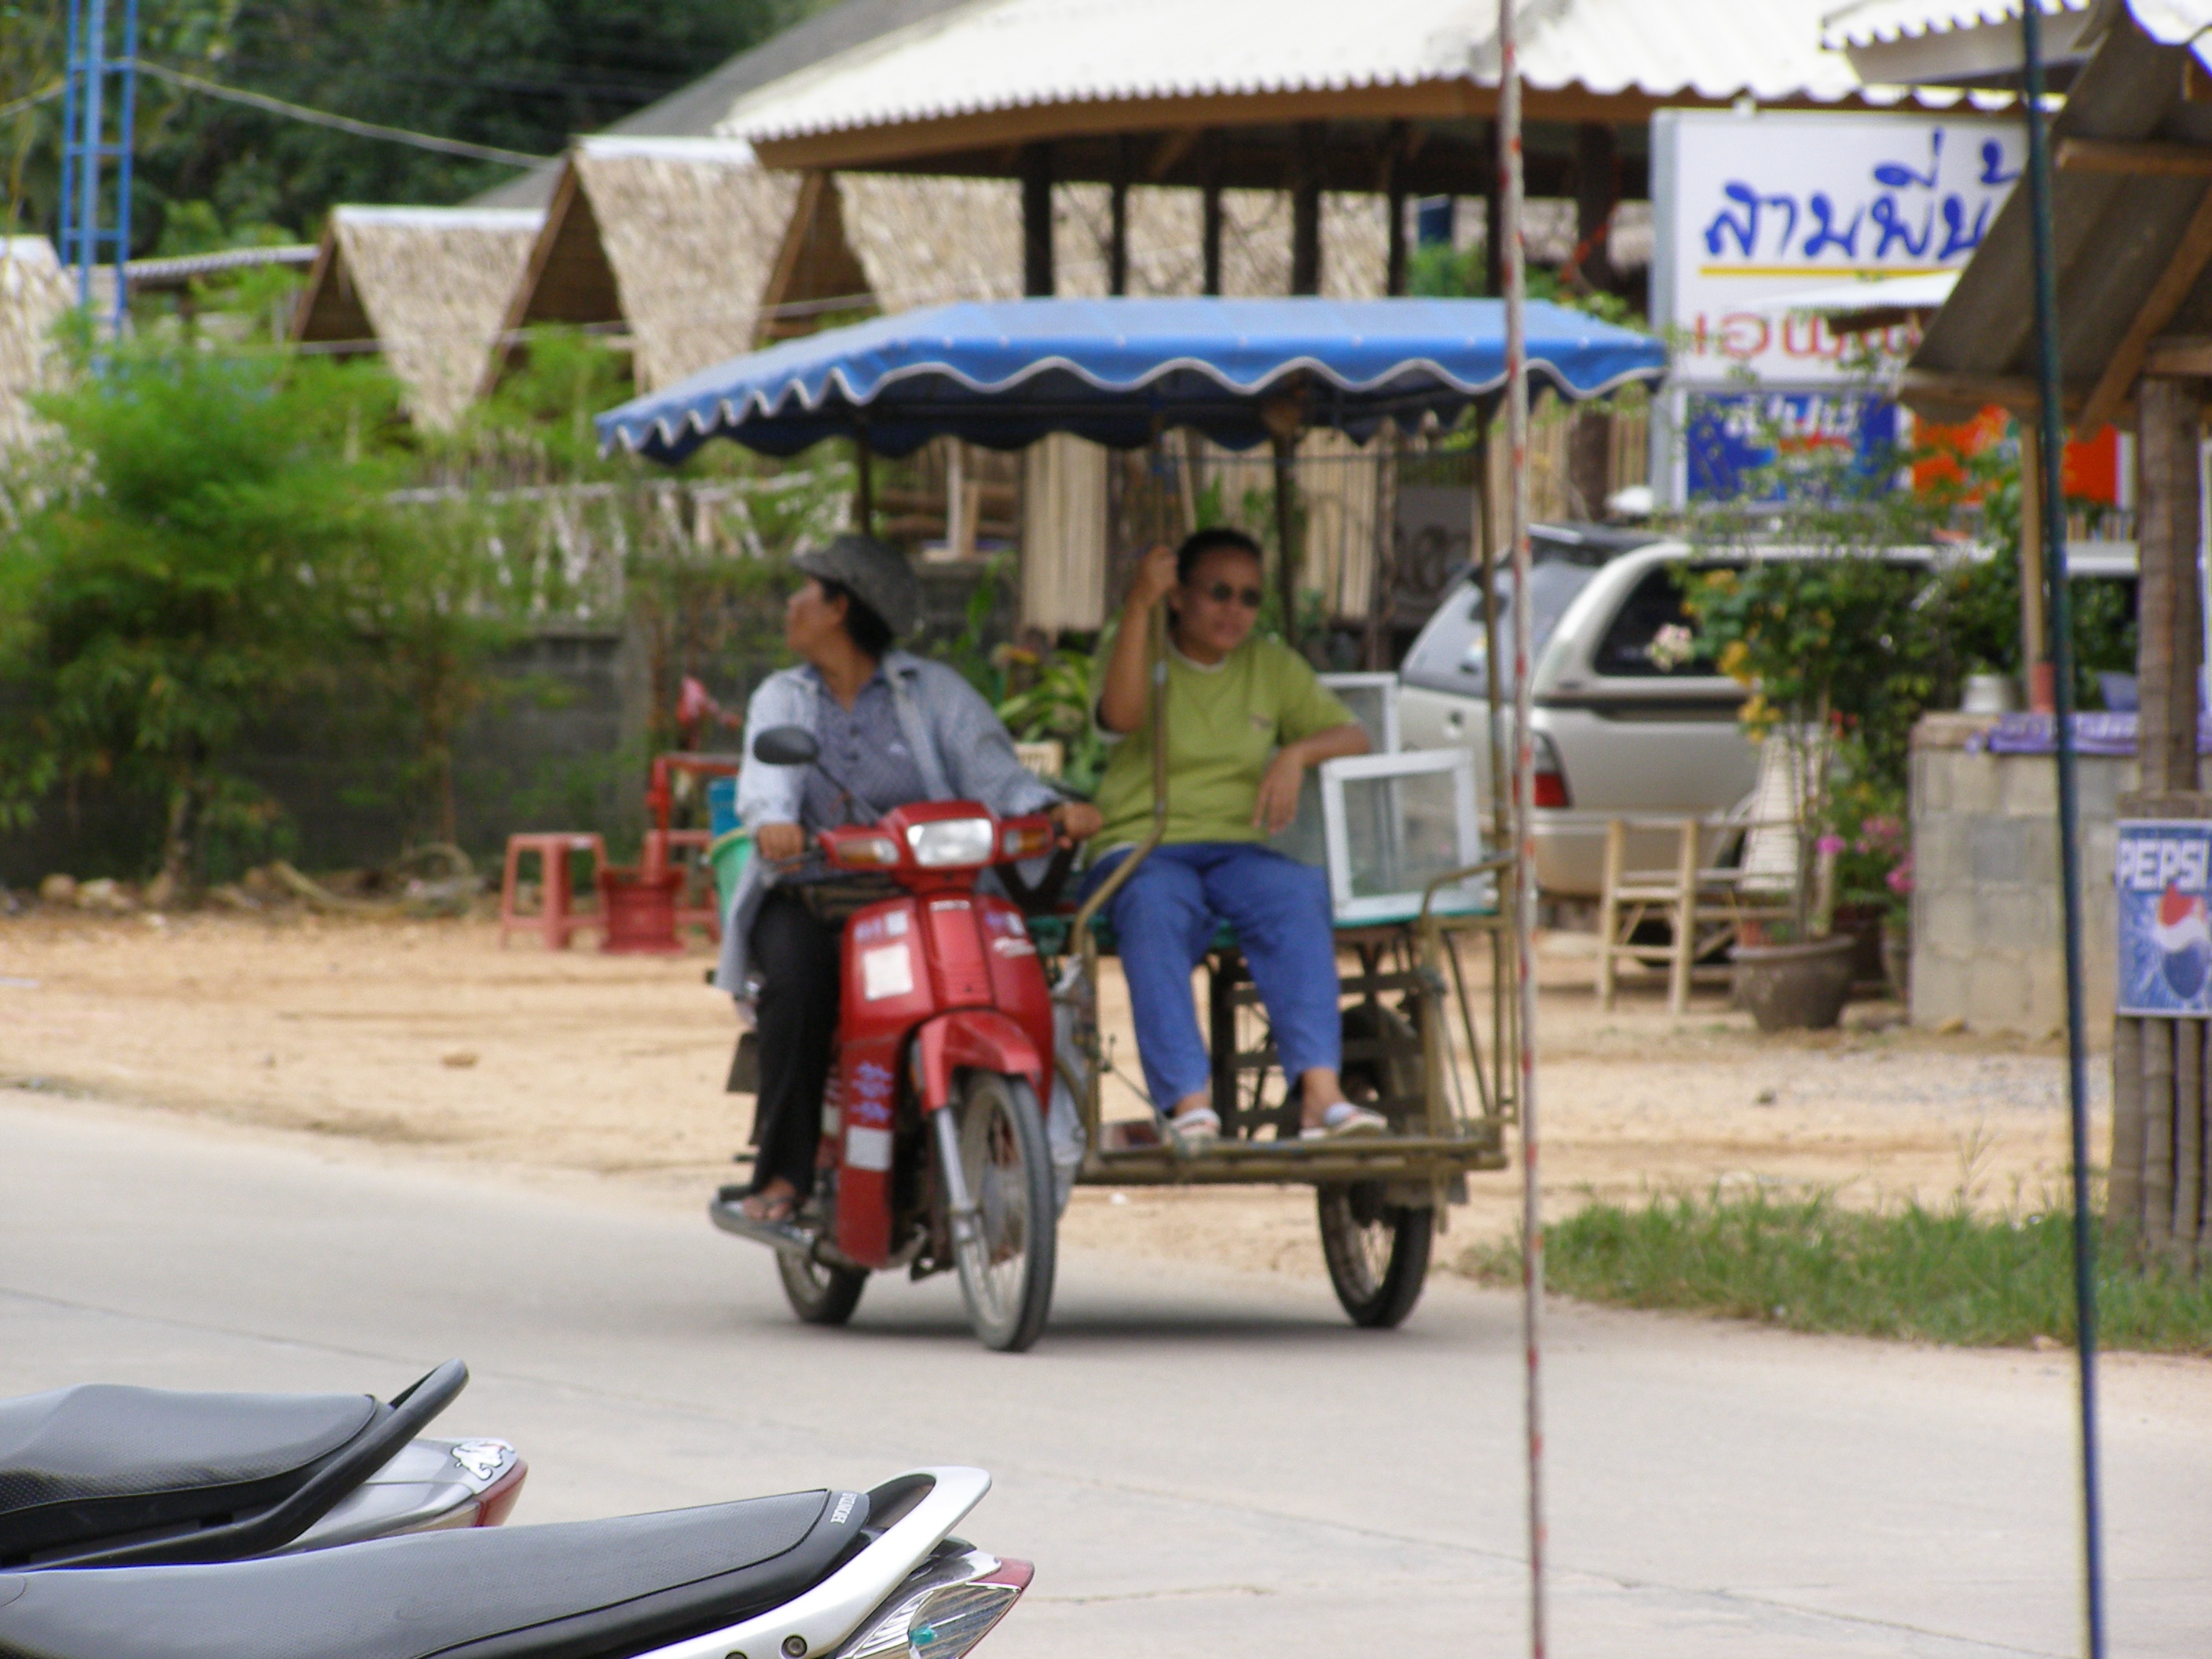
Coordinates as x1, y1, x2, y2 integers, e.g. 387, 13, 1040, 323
1532, 733, 1571, 809
833, 1548, 1031, 1659
999, 820, 1053, 860
908, 817, 995, 867
836, 833, 903, 868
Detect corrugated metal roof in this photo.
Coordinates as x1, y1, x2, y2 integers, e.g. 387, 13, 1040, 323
1821, 0, 2085, 49
715, 0, 1940, 147
1904, 9, 2212, 416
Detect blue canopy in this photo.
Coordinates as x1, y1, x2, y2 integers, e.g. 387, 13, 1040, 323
596, 297, 1668, 463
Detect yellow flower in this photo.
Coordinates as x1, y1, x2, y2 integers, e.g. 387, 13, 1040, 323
1717, 639, 1753, 684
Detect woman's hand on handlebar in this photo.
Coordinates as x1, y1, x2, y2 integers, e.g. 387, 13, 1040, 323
756, 822, 808, 862
1050, 801, 1104, 847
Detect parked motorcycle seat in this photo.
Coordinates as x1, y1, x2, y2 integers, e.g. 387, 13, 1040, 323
0, 1487, 869, 1659
0, 1386, 377, 1562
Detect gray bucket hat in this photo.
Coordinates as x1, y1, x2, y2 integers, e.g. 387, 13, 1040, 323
793, 533, 921, 639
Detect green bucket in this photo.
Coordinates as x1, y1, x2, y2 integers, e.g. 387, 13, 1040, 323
709, 828, 753, 921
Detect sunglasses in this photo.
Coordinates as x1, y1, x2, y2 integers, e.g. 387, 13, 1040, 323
1196, 581, 1264, 610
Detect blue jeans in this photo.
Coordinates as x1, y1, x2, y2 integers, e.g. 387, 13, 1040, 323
1082, 842, 1340, 1114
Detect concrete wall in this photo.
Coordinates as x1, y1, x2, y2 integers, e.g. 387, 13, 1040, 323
1910, 712, 2126, 1037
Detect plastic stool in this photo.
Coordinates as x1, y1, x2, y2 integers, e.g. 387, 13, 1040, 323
498, 833, 606, 949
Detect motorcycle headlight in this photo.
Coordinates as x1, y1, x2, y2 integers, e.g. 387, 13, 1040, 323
906, 818, 994, 868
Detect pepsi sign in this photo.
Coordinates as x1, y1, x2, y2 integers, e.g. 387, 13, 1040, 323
2116, 821, 2212, 1016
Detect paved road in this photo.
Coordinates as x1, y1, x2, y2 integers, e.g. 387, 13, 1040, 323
2, 1095, 2205, 1657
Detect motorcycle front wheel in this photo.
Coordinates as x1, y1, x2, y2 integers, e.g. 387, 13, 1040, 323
776, 1249, 868, 1325
951, 1071, 1057, 1353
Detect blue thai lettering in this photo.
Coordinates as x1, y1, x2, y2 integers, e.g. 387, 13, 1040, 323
1873, 130, 1943, 191
1978, 139, 2020, 187
1800, 192, 1862, 258
1870, 196, 1932, 258
1936, 194, 1992, 260
1704, 183, 1798, 258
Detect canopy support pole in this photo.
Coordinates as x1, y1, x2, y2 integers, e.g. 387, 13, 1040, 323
2023, 8, 2106, 1657
1270, 430, 1300, 650
1501, 3, 1547, 1655
854, 429, 874, 537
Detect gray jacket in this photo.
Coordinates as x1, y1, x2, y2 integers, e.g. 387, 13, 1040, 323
717, 650, 1059, 1009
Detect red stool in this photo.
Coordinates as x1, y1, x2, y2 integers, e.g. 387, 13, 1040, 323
498, 833, 606, 949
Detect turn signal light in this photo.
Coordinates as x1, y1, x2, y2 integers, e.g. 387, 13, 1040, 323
837, 834, 903, 868
1000, 822, 1053, 860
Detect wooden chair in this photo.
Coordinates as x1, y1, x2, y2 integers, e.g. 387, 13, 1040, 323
1594, 736, 1829, 1013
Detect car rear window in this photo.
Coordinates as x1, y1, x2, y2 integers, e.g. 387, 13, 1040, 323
1591, 564, 1729, 677
1400, 555, 1601, 694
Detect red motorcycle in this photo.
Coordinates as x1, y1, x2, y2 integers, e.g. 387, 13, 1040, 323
712, 725, 1068, 1352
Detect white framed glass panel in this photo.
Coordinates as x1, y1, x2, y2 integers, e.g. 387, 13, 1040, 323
1318, 749, 1490, 923
1317, 672, 1401, 754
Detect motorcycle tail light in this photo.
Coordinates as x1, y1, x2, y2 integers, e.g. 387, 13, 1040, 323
999, 821, 1053, 860
837, 833, 903, 868
835, 1550, 1031, 1659
907, 817, 995, 868
472, 1456, 528, 1526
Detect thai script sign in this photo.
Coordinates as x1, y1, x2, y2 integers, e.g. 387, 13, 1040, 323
2116, 821, 2212, 1017
1653, 108, 2023, 390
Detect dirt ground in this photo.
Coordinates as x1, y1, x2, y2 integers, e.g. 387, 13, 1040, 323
0, 909, 2097, 1281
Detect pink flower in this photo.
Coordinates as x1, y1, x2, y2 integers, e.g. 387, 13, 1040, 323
1817, 833, 1845, 855
1886, 856, 1914, 895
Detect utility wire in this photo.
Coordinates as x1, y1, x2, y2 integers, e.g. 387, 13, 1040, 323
129, 60, 550, 168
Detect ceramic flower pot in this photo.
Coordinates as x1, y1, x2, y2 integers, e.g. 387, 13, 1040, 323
1732, 934, 1858, 1032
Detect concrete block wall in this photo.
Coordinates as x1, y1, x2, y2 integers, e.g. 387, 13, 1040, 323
1909, 712, 2127, 1037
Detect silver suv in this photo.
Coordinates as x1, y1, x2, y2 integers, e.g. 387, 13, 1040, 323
1397, 526, 1756, 898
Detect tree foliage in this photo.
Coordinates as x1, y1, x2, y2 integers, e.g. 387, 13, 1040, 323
6, 0, 808, 251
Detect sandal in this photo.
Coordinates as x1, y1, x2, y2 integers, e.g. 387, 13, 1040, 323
739, 1189, 798, 1225
1300, 1102, 1390, 1141
1166, 1106, 1221, 1152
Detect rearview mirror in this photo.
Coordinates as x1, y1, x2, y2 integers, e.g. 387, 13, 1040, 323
753, 725, 819, 767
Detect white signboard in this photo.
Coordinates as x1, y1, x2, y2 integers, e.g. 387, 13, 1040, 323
1652, 108, 2023, 388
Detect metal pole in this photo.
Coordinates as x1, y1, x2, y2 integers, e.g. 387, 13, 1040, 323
112, 0, 139, 335
60, 0, 82, 302
2020, 7, 2106, 1657
1500, 3, 1546, 1656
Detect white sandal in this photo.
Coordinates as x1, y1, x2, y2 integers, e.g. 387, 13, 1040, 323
1166, 1106, 1221, 1151
1300, 1101, 1389, 1141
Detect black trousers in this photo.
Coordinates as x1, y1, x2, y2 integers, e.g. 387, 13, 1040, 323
749, 888, 843, 1199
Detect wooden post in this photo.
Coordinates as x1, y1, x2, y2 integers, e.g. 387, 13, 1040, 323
1483, 122, 1503, 299
1021, 143, 1054, 298
1108, 136, 1130, 297
2144, 1017, 2176, 1253
2137, 375, 2202, 797
1572, 122, 1617, 294
2177, 1017, 2204, 1255
1271, 431, 1301, 648
2020, 422, 2051, 712
1382, 126, 1408, 299
854, 428, 874, 537
1200, 133, 1224, 297
1290, 122, 1323, 296
2111, 1016, 2144, 1230
2201, 1020, 2212, 1259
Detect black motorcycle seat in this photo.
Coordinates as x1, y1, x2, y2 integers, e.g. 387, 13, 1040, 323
0, 1386, 376, 1560
0, 1487, 869, 1659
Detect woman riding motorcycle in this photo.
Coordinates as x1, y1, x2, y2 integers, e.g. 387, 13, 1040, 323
720, 535, 1101, 1225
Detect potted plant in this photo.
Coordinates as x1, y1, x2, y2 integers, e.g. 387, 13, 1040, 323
1683, 423, 1947, 1031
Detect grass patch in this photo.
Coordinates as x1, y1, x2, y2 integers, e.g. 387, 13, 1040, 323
1457, 1190, 2212, 1354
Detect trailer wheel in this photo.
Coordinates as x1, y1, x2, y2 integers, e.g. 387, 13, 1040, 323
1317, 1183, 1432, 1328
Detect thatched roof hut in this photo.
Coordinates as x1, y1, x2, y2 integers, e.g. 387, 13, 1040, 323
490, 136, 803, 395
291, 206, 543, 429
0, 239, 77, 455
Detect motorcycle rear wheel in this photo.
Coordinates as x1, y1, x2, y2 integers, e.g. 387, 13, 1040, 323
776, 1249, 868, 1325
951, 1071, 1057, 1353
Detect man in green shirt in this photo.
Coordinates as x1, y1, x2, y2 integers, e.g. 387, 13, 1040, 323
1084, 527, 1385, 1145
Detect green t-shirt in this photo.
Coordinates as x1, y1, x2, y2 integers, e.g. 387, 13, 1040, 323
1093, 635, 1356, 849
